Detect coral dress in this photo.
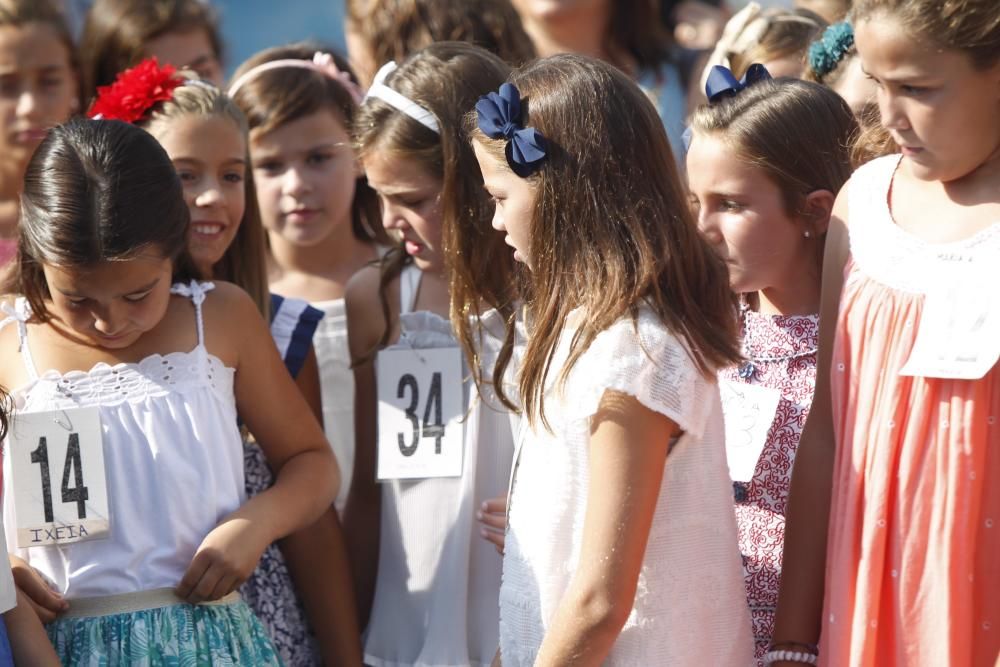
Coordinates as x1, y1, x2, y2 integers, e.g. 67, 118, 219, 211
821, 155, 1000, 666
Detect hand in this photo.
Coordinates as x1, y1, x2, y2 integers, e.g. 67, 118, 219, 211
177, 517, 269, 603
9, 554, 67, 622
477, 496, 507, 554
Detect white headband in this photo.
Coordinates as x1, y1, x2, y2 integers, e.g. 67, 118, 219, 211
227, 52, 364, 104
364, 61, 440, 134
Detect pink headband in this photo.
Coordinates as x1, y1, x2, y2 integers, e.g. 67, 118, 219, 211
227, 52, 364, 105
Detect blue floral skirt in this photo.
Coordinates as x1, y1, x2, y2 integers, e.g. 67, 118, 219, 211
46, 598, 281, 666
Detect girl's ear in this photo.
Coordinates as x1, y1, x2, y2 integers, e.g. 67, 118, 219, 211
802, 189, 835, 236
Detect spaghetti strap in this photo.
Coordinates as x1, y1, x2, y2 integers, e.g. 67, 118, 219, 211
170, 280, 216, 349
399, 264, 421, 316
1, 298, 39, 381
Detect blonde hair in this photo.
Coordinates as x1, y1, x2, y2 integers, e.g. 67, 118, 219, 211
139, 79, 270, 319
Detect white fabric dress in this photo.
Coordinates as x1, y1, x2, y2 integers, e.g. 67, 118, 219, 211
0, 281, 246, 598
363, 265, 515, 667
312, 297, 354, 514
499, 306, 754, 666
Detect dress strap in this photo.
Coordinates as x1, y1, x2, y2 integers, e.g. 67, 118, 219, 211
170, 280, 216, 348
0, 298, 40, 381
399, 263, 422, 316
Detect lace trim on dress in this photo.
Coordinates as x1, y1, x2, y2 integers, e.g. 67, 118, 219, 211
849, 155, 1000, 294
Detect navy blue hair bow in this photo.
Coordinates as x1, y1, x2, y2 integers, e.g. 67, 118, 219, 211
475, 83, 547, 177
705, 63, 772, 104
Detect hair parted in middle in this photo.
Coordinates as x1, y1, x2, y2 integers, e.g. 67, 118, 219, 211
354, 41, 518, 376
10, 118, 198, 320
470, 54, 742, 428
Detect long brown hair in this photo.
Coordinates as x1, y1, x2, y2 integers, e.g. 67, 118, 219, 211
10, 119, 198, 320
230, 43, 383, 247
354, 42, 517, 368
471, 54, 742, 428
729, 8, 827, 78
79, 0, 222, 104
140, 79, 271, 319
345, 0, 535, 80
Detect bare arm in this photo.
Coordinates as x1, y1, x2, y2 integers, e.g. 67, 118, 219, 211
178, 284, 339, 602
771, 189, 851, 657
278, 347, 363, 665
5, 588, 60, 665
534, 391, 676, 666
342, 267, 392, 627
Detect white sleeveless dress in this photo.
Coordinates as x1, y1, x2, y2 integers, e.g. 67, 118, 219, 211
0, 281, 279, 665
363, 264, 515, 667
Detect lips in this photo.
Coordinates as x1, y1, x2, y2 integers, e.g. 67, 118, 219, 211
404, 239, 424, 255
284, 208, 319, 224
12, 128, 47, 145
191, 221, 227, 237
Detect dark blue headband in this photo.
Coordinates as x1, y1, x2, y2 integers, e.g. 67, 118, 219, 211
705, 63, 772, 104
475, 83, 547, 177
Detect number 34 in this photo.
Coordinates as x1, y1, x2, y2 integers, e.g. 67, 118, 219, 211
396, 372, 444, 457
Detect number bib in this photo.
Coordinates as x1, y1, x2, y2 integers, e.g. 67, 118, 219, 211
900, 256, 1000, 380
719, 379, 782, 483
375, 347, 465, 480
8, 407, 111, 548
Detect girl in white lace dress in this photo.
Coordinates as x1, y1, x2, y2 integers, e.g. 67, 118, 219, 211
0, 119, 338, 664
471, 54, 754, 665
345, 43, 518, 667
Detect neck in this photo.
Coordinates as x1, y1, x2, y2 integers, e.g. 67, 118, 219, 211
519, 6, 613, 62
756, 281, 820, 317
270, 217, 367, 275
0, 160, 24, 239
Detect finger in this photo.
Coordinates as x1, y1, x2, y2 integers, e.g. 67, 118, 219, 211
480, 498, 507, 514
208, 573, 239, 602
177, 552, 212, 601
13, 568, 67, 613
189, 563, 226, 604
479, 526, 505, 551
477, 511, 507, 532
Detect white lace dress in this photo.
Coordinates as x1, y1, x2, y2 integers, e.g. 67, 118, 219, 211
500, 306, 753, 666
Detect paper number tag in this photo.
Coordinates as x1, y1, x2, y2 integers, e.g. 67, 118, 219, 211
376, 347, 464, 480
719, 379, 781, 482
900, 257, 1000, 380
9, 407, 111, 548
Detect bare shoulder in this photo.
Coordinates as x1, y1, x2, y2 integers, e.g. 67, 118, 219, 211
194, 281, 270, 365
345, 265, 397, 359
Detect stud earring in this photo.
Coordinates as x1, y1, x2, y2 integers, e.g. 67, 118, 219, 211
803, 230, 812, 238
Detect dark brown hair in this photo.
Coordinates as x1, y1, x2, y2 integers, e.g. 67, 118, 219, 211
689, 78, 858, 297
11, 118, 197, 319
0, 0, 82, 111
138, 78, 270, 319
230, 43, 383, 246
606, 0, 678, 71
471, 54, 742, 427
354, 42, 517, 370
852, 0, 1000, 69
345, 0, 535, 81
79, 0, 222, 103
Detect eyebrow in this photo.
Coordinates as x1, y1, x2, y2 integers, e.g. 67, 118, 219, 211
173, 156, 246, 166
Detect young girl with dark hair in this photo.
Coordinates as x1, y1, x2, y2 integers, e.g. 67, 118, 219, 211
87, 58, 361, 665
345, 41, 518, 667
686, 71, 857, 664
0, 118, 337, 664
471, 53, 752, 665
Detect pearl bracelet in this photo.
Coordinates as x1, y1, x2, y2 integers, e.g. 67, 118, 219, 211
763, 649, 819, 665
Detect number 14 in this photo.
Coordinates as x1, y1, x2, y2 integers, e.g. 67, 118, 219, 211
30, 435, 90, 523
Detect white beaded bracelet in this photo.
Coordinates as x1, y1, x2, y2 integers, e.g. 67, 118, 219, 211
763, 649, 819, 665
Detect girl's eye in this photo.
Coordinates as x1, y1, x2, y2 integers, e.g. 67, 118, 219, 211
900, 84, 926, 95
306, 152, 334, 166
124, 292, 151, 303
223, 171, 244, 184
720, 199, 743, 212
254, 161, 282, 174
177, 170, 198, 183
66, 298, 87, 307
40, 75, 64, 89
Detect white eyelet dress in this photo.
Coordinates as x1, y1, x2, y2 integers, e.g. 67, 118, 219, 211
363, 264, 516, 667
499, 306, 754, 666
0, 281, 280, 665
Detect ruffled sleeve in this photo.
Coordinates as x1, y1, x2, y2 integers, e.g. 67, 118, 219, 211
269, 293, 324, 379
557, 307, 713, 439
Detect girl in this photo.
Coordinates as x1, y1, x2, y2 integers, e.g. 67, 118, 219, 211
0, 0, 78, 266
805, 22, 878, 115
88, 59, 362, 665
345, 41, 517, 666
686, 72, 857, 663
773, 0, 1000, 665
79, 0, 223, 102
230, 43, 383, 516
0, 118, 337, 663
344, 0, 535, 87
511, 0, 690, 160
471, 53, 753, 665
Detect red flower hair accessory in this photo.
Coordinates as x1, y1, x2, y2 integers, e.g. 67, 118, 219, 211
88, 58, 184, 123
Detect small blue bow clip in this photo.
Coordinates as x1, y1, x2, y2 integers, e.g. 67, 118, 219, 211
476, 83, 547, 177
705, 63, 772, 104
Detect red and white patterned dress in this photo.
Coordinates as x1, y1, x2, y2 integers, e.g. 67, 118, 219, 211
719, 309, 819, 663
